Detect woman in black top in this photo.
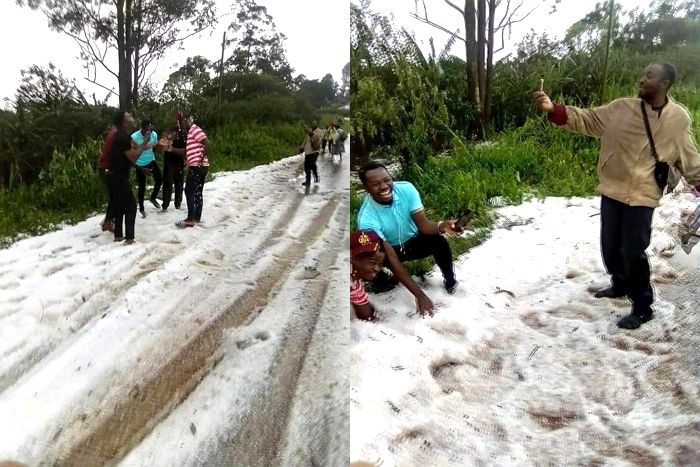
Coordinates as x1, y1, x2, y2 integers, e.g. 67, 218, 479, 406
161, 123, 187, 211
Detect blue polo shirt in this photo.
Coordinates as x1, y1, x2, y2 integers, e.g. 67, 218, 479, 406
131, 130, 158, 166
357, 181, 423, 247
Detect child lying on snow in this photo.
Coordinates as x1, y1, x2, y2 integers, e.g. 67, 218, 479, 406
351, 230, 385, 321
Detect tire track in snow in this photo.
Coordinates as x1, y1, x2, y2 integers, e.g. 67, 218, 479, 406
53, 194, 341, 466
0, 166, 306, 395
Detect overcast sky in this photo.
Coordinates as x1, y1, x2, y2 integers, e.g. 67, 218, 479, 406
1, 0, 349, 107
359, 0, 653, 62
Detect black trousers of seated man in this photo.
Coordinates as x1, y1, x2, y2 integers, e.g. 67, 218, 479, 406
393, 233, 456, 287
600, 195, 655, 316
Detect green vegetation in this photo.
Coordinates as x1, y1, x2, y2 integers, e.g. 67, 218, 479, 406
351, 0, 700, 277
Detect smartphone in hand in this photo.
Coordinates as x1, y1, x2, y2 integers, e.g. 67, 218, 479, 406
452, 209, 474, 233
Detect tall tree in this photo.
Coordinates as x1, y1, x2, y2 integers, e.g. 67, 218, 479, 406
225, 0, 293, 83
17, 0, 221, 110
411, 0, 544, 137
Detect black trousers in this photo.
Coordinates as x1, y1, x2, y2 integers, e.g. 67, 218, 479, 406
162, 157, 184, 209
600, 195, 654, 314
185, 166, 208, 221
395, 233, 456, 286
99, 168, 114, 222
304, 152, 319, 183
106, 172, 137, 240
135, 161, 162, 211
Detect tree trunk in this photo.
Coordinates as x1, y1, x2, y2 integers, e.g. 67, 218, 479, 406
599, 0, 615, 105
484, 0, 496, 123
477, 0, 486, 111
464, 0, 484, 139
117, 0, 130, 110
125, 0, 133, 110
132, 0, 142, 109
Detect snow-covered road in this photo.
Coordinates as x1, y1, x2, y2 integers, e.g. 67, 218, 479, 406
351, 191, 700, 466
0, 149, 349, 466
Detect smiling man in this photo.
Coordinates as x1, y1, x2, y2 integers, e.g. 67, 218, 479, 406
357, 162, 459, 316
533, 62, 700, 329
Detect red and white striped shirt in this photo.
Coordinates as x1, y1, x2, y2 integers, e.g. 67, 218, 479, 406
350, 276, 369, 306
186, 124, 209, 167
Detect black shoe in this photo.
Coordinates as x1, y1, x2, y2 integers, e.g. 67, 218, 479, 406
594, 286, 626, 299
150, 198, 161, 209
445, 280, 458, 295
161, 207, 168, 212
175, 204, 181, 210
140, 208, 146, 218
302, 181, 310, 186
617, 312, 653, 329
314, 176, 319, 183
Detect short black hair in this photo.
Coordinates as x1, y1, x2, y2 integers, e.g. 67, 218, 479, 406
358, 161, 389, 184
141, 120, 152, 129
652, 62, 676, 88
112, 110, 127, 127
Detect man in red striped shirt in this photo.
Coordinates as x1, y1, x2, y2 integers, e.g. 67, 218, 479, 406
175, 112, 209, 228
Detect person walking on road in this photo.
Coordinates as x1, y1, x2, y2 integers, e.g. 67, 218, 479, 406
299, 120, 323, 186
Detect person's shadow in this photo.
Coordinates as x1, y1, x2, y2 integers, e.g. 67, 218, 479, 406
304, 185, 320, 196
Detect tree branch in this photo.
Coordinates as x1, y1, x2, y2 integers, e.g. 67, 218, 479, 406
410, 12, 466, 43
444, 0, 465, 16
84, 76, 117, 98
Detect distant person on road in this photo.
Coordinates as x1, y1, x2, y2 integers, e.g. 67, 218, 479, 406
107, 111, 151, 244
176, 112, 209, 228
533, 61, 700, 329
160, 122, 187, 212
321, 126, 328, 154
299, 120, 323, 186
325, 123, 336, 155
98, 125, 117, 233
331, 121, 346, 161
131, 120, 162, 217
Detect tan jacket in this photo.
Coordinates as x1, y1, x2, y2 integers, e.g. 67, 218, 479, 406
562, 97, 700, 207
301, 128, 323, 154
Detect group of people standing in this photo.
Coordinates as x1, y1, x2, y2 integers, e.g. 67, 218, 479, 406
98, 110, 210, 243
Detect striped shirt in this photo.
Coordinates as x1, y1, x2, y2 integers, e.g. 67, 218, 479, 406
186, 124, 209, 167
350, 276, 369, 306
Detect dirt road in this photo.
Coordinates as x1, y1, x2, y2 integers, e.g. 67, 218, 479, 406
0, 149, 349, 466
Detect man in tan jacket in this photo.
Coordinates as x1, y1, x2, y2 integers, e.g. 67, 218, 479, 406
534, 62, 700, 329
299, 120, 323, 186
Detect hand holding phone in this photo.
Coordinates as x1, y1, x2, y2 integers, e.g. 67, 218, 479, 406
452, 209, 474, 233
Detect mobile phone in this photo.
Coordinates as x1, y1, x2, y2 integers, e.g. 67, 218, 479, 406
453, 209, 474, 232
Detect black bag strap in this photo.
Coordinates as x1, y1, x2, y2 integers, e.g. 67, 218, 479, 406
640, 99, 659, 162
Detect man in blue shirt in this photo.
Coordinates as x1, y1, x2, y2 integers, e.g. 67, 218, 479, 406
357, 162, 460, 315
131, 120, 163, 217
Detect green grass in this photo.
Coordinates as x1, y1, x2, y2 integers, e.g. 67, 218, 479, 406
351, 117, 602, 278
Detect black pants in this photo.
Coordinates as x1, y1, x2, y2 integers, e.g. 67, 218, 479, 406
395, 233, 456, 286
106, 172, 137, 240
162, 157, 184, 209
99, 168, 114, 222
185, 166, 208, 221
135, 161, 162, 211
304, 152, 319, 184
600, 195, 654, 314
